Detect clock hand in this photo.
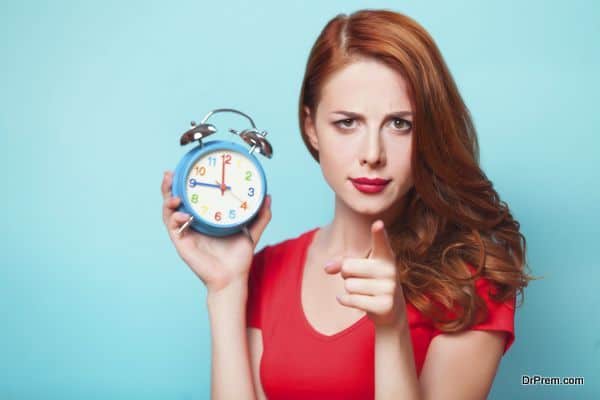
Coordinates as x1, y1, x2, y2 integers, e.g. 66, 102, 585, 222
220, 157, 226, 196
189, 179, 230, 190
215, 180, 245, 204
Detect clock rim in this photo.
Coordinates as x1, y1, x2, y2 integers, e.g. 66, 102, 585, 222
173, 140, 267, 235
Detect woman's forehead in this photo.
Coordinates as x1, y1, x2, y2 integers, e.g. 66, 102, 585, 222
319, 58, 412, 114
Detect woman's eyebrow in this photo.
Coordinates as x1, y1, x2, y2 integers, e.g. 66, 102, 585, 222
330, 110, 413, 118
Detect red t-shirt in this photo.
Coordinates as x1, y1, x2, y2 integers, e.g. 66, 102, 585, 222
246, 227, 515, 399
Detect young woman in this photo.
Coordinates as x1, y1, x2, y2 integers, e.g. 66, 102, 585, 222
161, 9, 532, 400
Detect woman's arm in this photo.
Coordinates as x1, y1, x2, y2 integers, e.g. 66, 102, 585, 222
247, 328, 267, 400
418, 330, 505, 399
374, 318, 506, 400
374, 315, 421, 400
207, 277, 257, 400
161, 171, 272, 399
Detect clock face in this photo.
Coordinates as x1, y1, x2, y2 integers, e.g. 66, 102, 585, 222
185, 149, 264, 226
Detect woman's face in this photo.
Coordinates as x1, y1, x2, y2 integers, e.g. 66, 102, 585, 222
304, 57, 414, 218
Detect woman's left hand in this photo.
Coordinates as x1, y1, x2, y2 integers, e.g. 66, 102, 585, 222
324, 220, 406, 327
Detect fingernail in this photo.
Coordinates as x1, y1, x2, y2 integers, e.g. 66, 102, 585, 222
324, 260, 335, 269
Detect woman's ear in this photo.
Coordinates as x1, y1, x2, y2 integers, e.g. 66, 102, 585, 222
303, 106, 319, 151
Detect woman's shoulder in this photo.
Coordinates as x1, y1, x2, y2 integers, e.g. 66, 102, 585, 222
255, 226, 319, 260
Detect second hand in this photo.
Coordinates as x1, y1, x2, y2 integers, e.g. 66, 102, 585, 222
215, 180, 244, 204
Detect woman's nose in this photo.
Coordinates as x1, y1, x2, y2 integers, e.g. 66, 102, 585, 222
359, 130, 386, 167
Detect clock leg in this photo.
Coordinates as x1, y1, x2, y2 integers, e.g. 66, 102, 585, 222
177, 215, 195, 236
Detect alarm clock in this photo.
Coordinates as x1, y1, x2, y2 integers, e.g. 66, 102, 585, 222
172, 108, 273, 240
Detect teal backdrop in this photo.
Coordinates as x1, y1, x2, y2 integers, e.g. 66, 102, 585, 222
1, 0, 598, 399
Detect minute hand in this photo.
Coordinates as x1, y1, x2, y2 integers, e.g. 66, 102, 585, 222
220, 158, 225, 196
189, 179, 230, 190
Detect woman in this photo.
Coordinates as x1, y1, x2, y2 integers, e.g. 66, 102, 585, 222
161, 9, 532, 400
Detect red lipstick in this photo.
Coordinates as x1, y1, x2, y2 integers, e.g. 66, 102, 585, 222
349, 177, 391, 194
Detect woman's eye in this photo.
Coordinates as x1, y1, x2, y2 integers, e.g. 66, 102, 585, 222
391, 118, 412, 132
335, 118, 356, 129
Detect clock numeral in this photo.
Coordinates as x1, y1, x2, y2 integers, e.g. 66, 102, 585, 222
229, 209, 236, 219
208, 156, 217, 167
193, 166, 206, 176
191, 194, 199, 204
245, 171, 252, 181
248, 187, 255, 197
201, 206, 208, 215
215, 211, 222, 221
240, 201, 247, 210
221, 154, 232, 164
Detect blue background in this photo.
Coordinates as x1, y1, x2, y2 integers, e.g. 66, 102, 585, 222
1, 0, 598, 399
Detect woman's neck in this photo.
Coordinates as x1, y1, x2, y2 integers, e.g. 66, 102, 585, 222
315, 195, 406, 258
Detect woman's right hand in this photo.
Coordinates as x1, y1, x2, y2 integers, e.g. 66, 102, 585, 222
161, 170, 272, 294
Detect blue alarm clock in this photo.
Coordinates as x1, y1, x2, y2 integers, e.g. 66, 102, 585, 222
172, 108, 273, 240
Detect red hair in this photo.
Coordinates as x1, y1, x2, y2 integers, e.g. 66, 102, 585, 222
298, 9, 535, 332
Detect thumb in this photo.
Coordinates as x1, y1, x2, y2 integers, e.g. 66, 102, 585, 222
323, 255, 344, 275
247, 194, 272, 245
369, 220, 395, 261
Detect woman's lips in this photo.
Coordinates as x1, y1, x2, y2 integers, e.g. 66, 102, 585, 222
349, 178, 391, 194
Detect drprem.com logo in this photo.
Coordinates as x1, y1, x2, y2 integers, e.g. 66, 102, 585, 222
521, 375, 585, 386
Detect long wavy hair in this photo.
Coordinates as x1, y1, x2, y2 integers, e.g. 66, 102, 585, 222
298, 9, 536, 332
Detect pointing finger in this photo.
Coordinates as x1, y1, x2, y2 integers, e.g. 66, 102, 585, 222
369, 220, 395, 261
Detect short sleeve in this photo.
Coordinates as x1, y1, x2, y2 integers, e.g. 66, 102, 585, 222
246, 245, 269, 329
470, 276, 516, 354
431, 274, 516, 355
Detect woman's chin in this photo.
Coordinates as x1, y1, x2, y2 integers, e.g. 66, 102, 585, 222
343, 198, 391, 216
